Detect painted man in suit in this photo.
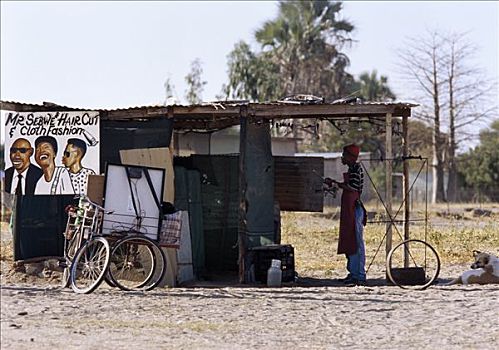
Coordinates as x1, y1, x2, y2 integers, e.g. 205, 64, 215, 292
5, 138, 43, 195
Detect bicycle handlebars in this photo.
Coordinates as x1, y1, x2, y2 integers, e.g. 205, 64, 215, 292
75, 194, 114, 214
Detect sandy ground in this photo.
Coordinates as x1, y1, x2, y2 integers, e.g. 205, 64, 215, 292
1, 216, 498, 350
1, 258, 498, 349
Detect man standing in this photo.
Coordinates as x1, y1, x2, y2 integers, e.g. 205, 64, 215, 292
325, 144, 367, 286
62, 138, 96, 194
34, 136, 74, 195
5, 138, 43, 195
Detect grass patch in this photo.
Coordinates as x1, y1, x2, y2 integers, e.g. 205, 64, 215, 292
281, 207, 499, 276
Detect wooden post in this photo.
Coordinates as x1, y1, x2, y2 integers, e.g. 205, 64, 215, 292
168, 106, 178, 156
238, 106, 248, 283
385, 113, 393, 260
402, 115, 410, 267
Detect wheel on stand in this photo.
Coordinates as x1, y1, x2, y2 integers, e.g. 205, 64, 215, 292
386, 239, 440, 290
107, 235, 166, 291
70, 237, 111, 294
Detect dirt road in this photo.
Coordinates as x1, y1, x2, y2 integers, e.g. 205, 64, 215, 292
1, 266, 498, 350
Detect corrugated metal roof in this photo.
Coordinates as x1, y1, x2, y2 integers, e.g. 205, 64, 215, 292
1, 99, 418, 131
0, 100, 89, 110
0, 99, 418, 111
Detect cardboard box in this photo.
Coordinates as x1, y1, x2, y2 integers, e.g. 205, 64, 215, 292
86, 175, 105, 205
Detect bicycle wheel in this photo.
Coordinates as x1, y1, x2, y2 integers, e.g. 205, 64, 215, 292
61, 228, 84, 289
70, 237, 111, 294
103, 238, 118, 288
145, 240, 167, 291
104, 271, 117, 288
61, 266, 71, 289
107, 235, 166, 291
387, 239, 440, 290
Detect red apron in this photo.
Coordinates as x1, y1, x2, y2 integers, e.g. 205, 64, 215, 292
338, 172, 359, 255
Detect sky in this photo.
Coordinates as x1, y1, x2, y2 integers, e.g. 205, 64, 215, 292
1, 1, 498, 110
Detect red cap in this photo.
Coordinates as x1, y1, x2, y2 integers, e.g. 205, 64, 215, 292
343, 144, 360, 161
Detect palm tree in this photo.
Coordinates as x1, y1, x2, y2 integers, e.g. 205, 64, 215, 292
224, 1, 357, 145
224, 41, 282, 101
357, 70, 396, 101
254, 0, 355, 100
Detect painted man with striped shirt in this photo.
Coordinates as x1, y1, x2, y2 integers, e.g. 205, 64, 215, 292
325, 144, 367, 286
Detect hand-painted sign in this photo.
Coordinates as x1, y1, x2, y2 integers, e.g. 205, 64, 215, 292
2, 110, 100, 195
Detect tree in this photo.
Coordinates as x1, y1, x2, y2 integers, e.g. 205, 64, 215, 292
458, 120, 499, 201
225, 0, 355, 102
224, 41, 282, 102
443, 32, 496, 201
164, 75, 179, 105
225, 0, 357, 148
255, 0, 355, 99
357, 70, 396, 102
185, 58, 207, 104
398, 30, 450, 203
398, 30, 497, 203
406, 120, 433, 159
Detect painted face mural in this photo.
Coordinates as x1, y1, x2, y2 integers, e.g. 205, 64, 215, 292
10, 138, 33, 173
62, 144, 80, 169
35, 141, 56, 168
3, 111, 100, 196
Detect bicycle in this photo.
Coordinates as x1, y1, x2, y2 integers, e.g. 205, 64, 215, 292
61, 195, 111, 294
62, 194, 167, 293
61, 195, 106, 290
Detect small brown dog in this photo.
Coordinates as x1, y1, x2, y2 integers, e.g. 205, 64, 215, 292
447, 250, 499, 285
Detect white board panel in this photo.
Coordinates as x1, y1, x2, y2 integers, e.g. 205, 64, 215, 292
102, 164, 164, 241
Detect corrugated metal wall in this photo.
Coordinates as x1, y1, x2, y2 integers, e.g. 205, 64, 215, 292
174, 166, 206, 276
13, 195, 75, 260
175, 155, 240, 272
244, 122, 275, 248
274, 156, 324, 212
196, 156, 239, 272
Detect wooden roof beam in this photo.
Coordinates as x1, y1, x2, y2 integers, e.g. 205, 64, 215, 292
250, 104, 411, 118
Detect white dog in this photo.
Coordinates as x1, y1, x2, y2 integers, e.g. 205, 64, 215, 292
447, 250, 499, 285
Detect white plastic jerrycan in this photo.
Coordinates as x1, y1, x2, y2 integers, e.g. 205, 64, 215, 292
267, 259, 282, 287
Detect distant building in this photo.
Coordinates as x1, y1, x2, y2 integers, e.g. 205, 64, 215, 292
174, 129, 299, 156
